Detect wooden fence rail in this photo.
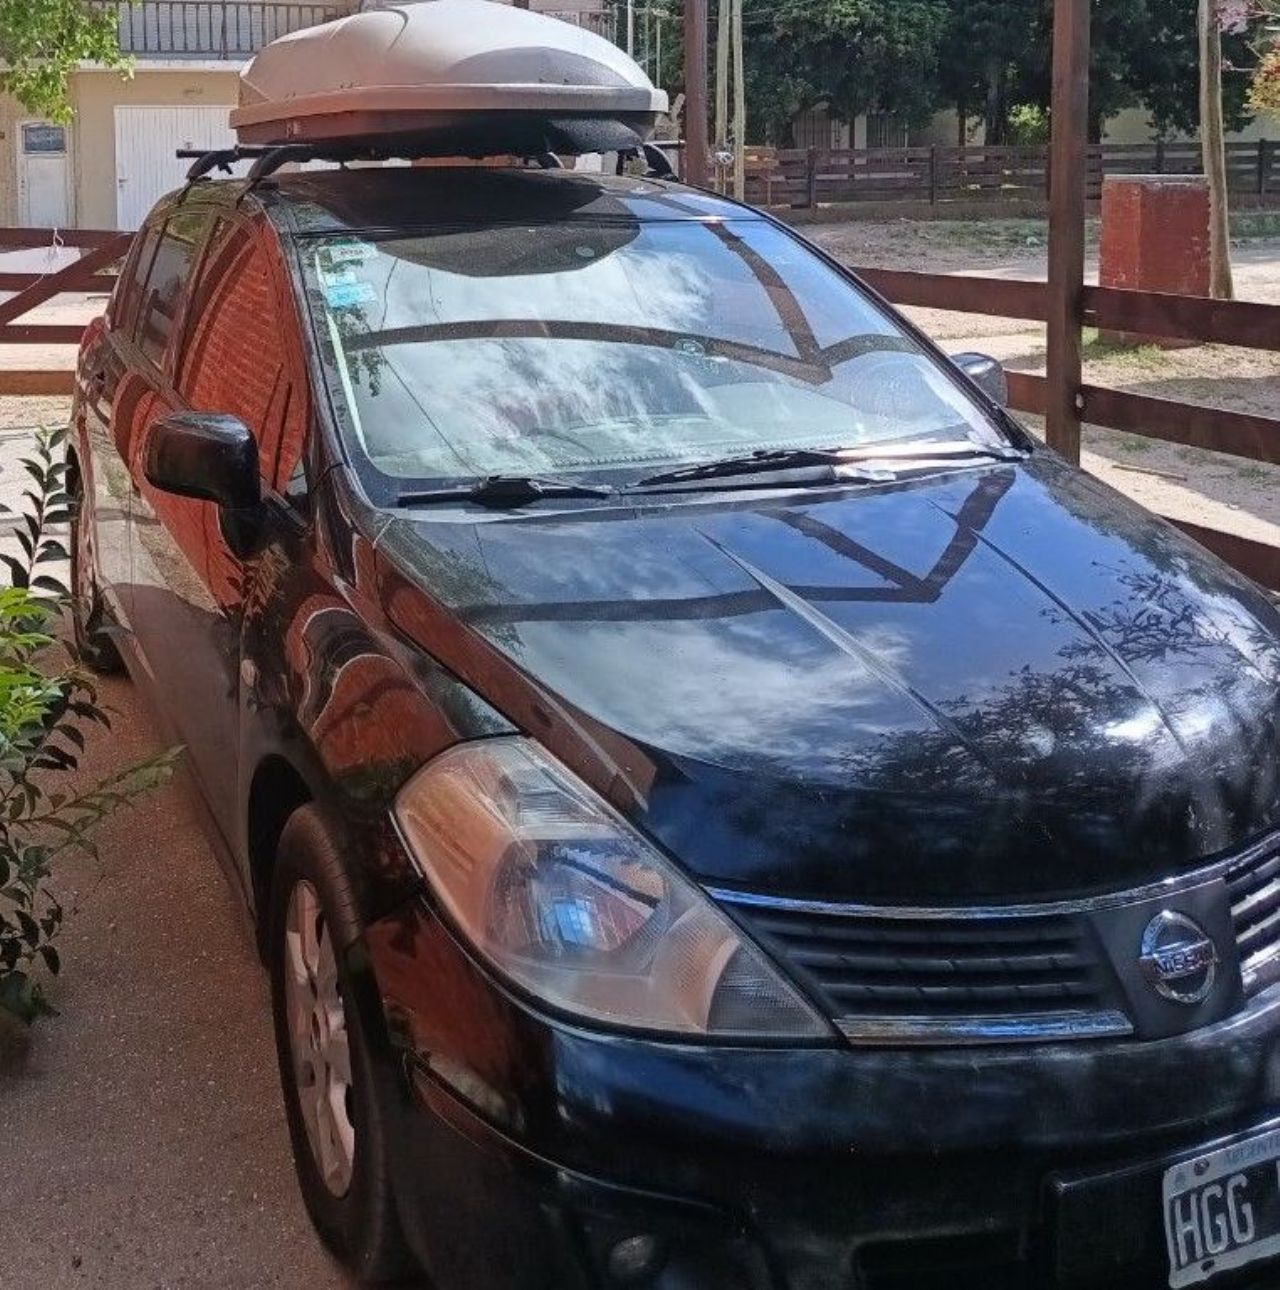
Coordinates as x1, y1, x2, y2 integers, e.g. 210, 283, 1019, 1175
0, 229, 131, 398
1, 226, 1278, 588
745, 140, 1280, 209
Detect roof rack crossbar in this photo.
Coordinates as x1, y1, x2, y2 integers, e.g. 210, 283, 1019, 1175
179, 139, 686, 186
179, 146, 274, 181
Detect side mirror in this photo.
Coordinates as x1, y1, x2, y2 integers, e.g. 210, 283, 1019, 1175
144, 412, 260, 511
952, 352, 1009, 409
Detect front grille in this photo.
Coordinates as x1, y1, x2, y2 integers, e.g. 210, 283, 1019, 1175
1227, 840, 1280, 995
722, 897, 1130, 1045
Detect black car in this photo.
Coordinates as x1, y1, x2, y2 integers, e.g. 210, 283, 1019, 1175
70, 164, 1280, 1290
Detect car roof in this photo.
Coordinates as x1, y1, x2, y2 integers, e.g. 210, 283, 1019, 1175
175, 165, 752, 236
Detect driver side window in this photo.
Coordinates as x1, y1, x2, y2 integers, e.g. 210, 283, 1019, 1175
176, 218, 311, 506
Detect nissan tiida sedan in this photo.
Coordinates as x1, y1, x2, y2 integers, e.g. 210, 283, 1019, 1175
70, 165, 1280, 1290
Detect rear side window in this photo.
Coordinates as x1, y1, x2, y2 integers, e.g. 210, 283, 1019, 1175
137, 211, 209, 369
110, 225, 161, 336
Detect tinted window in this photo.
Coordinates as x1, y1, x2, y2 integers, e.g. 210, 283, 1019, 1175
110, 225, 161, 336
179, 219, 309, 498
138, 211, 209, 369
304, 220, 1009, 486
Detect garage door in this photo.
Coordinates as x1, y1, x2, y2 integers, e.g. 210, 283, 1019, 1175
114, 106, 235, 230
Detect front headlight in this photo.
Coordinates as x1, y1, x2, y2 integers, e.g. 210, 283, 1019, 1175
394, 737, 830, 1040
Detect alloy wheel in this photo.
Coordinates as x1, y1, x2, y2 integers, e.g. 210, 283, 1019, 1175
283, 879, 356, 1198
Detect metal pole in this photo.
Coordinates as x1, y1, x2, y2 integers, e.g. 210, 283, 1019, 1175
1045, 0, 1090, 464
683, 0, 710, 185
627, 0, 635, 55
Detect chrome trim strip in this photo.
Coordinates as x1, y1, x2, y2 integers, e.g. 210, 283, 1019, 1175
708, 831, 1280, 921
837, 1010, 1134, 1046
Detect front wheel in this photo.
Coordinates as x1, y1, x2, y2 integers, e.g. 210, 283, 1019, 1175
268, 805, 414, 1284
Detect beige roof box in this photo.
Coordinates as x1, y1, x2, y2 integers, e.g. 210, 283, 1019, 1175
231, 0, 669, 157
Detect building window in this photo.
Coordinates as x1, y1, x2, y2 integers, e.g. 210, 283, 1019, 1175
22, 124, 67, 155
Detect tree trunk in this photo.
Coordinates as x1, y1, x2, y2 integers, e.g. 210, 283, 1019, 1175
985, 57, 1004, 144
1199, 0, 1234, 299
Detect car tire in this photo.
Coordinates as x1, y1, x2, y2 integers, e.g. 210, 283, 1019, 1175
268, 804, 415, 1285
69, 481, 124, 675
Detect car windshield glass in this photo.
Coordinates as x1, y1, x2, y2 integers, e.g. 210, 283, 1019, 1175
303, 219, 1009, 485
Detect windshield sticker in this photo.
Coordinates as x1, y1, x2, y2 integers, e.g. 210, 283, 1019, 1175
322, 240, 376, 268
320, 266, 361, 289
325, 280, 378, 310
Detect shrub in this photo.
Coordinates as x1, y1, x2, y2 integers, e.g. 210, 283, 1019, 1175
1007, 104, 1050, 147
0, 428, 175, 1025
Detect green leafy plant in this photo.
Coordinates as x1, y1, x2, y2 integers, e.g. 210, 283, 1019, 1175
1006, 103, 1050, 146
0, 0, 132, 123
0, 428, 175, 1025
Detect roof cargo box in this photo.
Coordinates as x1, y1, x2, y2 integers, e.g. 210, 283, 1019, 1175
230, 0, 669, 156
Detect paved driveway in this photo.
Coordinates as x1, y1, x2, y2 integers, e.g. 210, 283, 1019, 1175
0, 667, 358, 1290
0, 405, 357, 1288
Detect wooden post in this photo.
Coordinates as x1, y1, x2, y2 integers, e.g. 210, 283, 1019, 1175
1155, 137, 1165, 174
683, 0, 710, 186
1045, 0, 1090, 464
1199, 0, 1234, 299
714, 0, 729, 191
732, 0, 746, 200
1259, 140, 1271, 197
928, 145, 938, 205
806, 147, 819, 209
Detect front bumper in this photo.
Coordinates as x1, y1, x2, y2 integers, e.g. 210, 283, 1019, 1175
364, 898, 1280, 1290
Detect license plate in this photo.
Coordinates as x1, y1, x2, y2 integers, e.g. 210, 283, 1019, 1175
1164, 1127, 1280, 1287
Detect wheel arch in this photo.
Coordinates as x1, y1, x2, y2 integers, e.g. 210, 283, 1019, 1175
246, 752, 313, 953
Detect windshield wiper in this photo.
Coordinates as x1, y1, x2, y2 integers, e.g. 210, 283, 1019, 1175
398, 475, 615, 509
632, 442, 1023, 489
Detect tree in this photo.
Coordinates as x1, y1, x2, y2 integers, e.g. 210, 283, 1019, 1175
1253, 47, 1280, 114
1249, 3, 1280, 116
0, 0, 129, 123
1117, 0, 1257, 136
936, 0, 1050, 145
742, 0, 950, 144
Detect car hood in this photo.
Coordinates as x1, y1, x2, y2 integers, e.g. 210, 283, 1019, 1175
376, 453, 1280, 903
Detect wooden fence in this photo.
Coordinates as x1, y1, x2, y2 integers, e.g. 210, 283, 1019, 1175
0, 229, 131, 396
744, 140, 1279, 209
1, 225, 1279, 588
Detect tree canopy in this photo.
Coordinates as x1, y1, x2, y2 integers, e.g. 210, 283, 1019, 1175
0, 0, 129, 122
718, 0, 1266, 145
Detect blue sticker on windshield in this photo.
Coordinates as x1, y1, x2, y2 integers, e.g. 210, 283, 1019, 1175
325, 280, 378, 310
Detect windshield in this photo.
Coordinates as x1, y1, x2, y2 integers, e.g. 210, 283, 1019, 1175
303, 219, 1009, 487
